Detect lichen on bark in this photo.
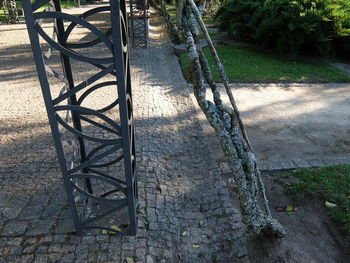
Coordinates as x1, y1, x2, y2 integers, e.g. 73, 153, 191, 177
180, 0, 285, 238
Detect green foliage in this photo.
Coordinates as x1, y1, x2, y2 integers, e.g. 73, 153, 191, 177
284, 165, 350, 233
216, 0, 262, 40
179, 44, 350, 82
0, 9, 5, 21
216, 0, 350, 56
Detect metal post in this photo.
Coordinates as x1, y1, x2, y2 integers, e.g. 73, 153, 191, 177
22, 0, 137, 235
129, 0, 149, 47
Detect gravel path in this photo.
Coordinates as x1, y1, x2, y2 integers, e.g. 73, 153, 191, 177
0, 5, 248, 263
193, 82, 350, 173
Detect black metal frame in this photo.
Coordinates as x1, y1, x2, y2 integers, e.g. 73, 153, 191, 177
22, 0, 137, 235
129, 0, 149, 47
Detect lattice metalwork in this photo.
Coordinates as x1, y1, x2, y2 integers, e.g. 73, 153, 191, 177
129, 0, 149, 47
22, 0, 137, 235
2, 0, 19, 23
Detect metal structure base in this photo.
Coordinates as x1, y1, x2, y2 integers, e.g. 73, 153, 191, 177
22, 0, 137, 235
129, 0, 149, 48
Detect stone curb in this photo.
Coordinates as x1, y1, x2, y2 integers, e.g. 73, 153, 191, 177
258, 157, 350, 172
187, 82, 350, 88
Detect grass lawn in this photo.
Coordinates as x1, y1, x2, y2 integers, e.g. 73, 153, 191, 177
0, 9, 4, 21
282, 165, 350, 233
179, 44, 350, 82
165, 4, 176, 18
202, 15, 215, 24
197, 31, 223, 39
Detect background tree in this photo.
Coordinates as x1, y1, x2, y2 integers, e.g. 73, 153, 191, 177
215, 0, 350, 57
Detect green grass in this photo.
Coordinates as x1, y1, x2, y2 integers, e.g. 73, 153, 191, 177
165, 5, 176, 14
283, 165, 350, 233
202, 15, 215, 24
165, 5, 177, 21
197, 31, 224, 40
0, 9, 4, 21
165, 4, 216, 29
179, 44, 350, 82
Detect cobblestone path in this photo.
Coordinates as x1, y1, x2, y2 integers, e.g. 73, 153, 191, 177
0, 8, 248, 263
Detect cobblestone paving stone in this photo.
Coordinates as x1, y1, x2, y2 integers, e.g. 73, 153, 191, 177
0, 5, 249, 263
131, 17, 248, 262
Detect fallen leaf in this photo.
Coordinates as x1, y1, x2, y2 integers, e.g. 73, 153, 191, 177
102, 225, 123, 235
192, 244, 200, 248
125, 257, 134, 263
111, 225, 123, 232
286, 205, 294, 212
215, 214, 228, 219
325, 201, 337, 208
227, 237, 235, 243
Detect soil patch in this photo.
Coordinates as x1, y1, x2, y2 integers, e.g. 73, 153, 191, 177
246, 172, 350, 263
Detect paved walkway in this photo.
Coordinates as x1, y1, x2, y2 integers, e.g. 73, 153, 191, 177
0, 6, 248, 263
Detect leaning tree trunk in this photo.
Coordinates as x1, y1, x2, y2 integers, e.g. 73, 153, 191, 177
180, 0, 285, 238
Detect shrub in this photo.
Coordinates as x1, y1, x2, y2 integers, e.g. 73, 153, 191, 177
216, 0, 350, 57
215, 0, 262, 40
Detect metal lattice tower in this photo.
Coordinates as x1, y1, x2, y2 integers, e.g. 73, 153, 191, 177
22, 0, 137, 235
129, 0, 149, 47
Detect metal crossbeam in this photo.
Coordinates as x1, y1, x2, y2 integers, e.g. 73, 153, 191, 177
22, 0, 137, 235
129, 0, 149, 47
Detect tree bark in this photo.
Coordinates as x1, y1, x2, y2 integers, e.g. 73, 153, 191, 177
181, 0, 285, 238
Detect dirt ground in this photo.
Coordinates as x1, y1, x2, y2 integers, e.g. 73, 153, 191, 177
220, 83, 350, 262
220, 83, 350, 163
192, 82, 350, 262
246, 172, 350, 263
